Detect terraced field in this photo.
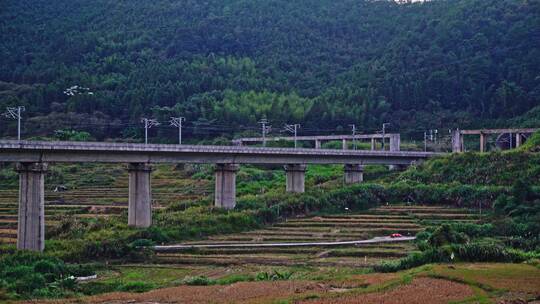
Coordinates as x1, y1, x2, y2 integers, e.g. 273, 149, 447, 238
154, 205, 484, 268
0, 162, 484, 270
0, 164, 212, 245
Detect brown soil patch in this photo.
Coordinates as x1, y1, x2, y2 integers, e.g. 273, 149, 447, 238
324, 273, 399, 289
353, 273, 399, 286
300, 277, 474, 304
30, 281, 325, 304
432, 264, 540, 294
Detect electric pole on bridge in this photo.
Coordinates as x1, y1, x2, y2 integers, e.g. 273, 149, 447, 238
284, 123, 301, 148
381, 122, 391, 150
259, 118, 271, 147
141, 118, 160, 144
349, 124, 358, 150
3, 106, 25, 141
170, 117, 186, 145
424, 131, 428, 152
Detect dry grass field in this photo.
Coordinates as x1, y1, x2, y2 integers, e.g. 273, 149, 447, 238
23, 263, 540, 304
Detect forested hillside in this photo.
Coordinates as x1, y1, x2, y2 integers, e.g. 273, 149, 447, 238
0, 0, 539, 141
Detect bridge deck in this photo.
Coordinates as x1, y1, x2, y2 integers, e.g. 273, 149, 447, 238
0, 140, 437, 165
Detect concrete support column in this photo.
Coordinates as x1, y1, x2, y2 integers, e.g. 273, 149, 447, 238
387, 134, 402, 170
284, 164, 306, 193
128, 163, 153, 228
516, 133, 522, 148
480, 133, 487, 153
342, 139, 347, 150
389, 134, 401, 152
16, 162, 48, 251
451, 130, 463, 153
214, 164, 239, 209
344, 164, 364, 184
315, 140, 321, 149
371, 138, 376, 151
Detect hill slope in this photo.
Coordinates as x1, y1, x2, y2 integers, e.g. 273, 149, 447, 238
0, 0, 539, 139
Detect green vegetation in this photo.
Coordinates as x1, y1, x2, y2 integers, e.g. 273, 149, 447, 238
53, 129, 93, 142
518, 130, 540, 152
181, 270, 293, 286
0, 251, 95, 300
399, 151, 540, 186
375, 177, 540, 272
0, 0, 539, 141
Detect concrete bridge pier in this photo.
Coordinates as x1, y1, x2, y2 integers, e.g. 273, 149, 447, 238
128, 163, 153, 228
516, 133, 522, 147
452, 130, 463, 153
344, 164, 363, 184
284, 164, 306, 193
388, 134, 402, 170
16, 162, 48, 251
215, 164, 239, 209
342, 139, 348, 150
315, 140, 321, 149
389, 134, 401, 152
480, 133, 487, 153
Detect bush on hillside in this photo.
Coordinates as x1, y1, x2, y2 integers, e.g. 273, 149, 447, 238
385, 181, 504, 208
375, 242, 538, 273
399, 152, 540, 186
0, 251, 95, 299
427, 224, 469, 247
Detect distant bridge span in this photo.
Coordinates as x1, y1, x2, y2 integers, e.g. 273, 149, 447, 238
0, 140, 438, 252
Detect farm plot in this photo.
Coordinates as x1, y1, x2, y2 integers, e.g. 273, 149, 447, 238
154, 205, 483, 268
33, 263, 539, 304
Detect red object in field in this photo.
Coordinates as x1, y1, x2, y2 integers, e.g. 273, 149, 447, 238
390, 233, 403, 238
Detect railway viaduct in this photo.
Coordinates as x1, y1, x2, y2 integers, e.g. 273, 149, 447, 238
0, 140, 436, 251
233, 133, 401, 151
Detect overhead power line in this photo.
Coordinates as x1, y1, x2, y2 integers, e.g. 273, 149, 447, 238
3, 106, 25, 141
141, 118, 160, 144
284, 123, 301, 148
258, 118, 271, 147
170, 117, 186, 145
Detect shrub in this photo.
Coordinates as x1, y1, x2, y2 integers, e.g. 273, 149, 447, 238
255, 270, 293, 281
183, 276, 214, 286
130, 239, 156, 247
428, 224, 469, 247
0, 251, 95, 299
129, 226, 172, 244
215, 274, 254, 285
11, 273, 47, 295
118, 281, 155, 293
